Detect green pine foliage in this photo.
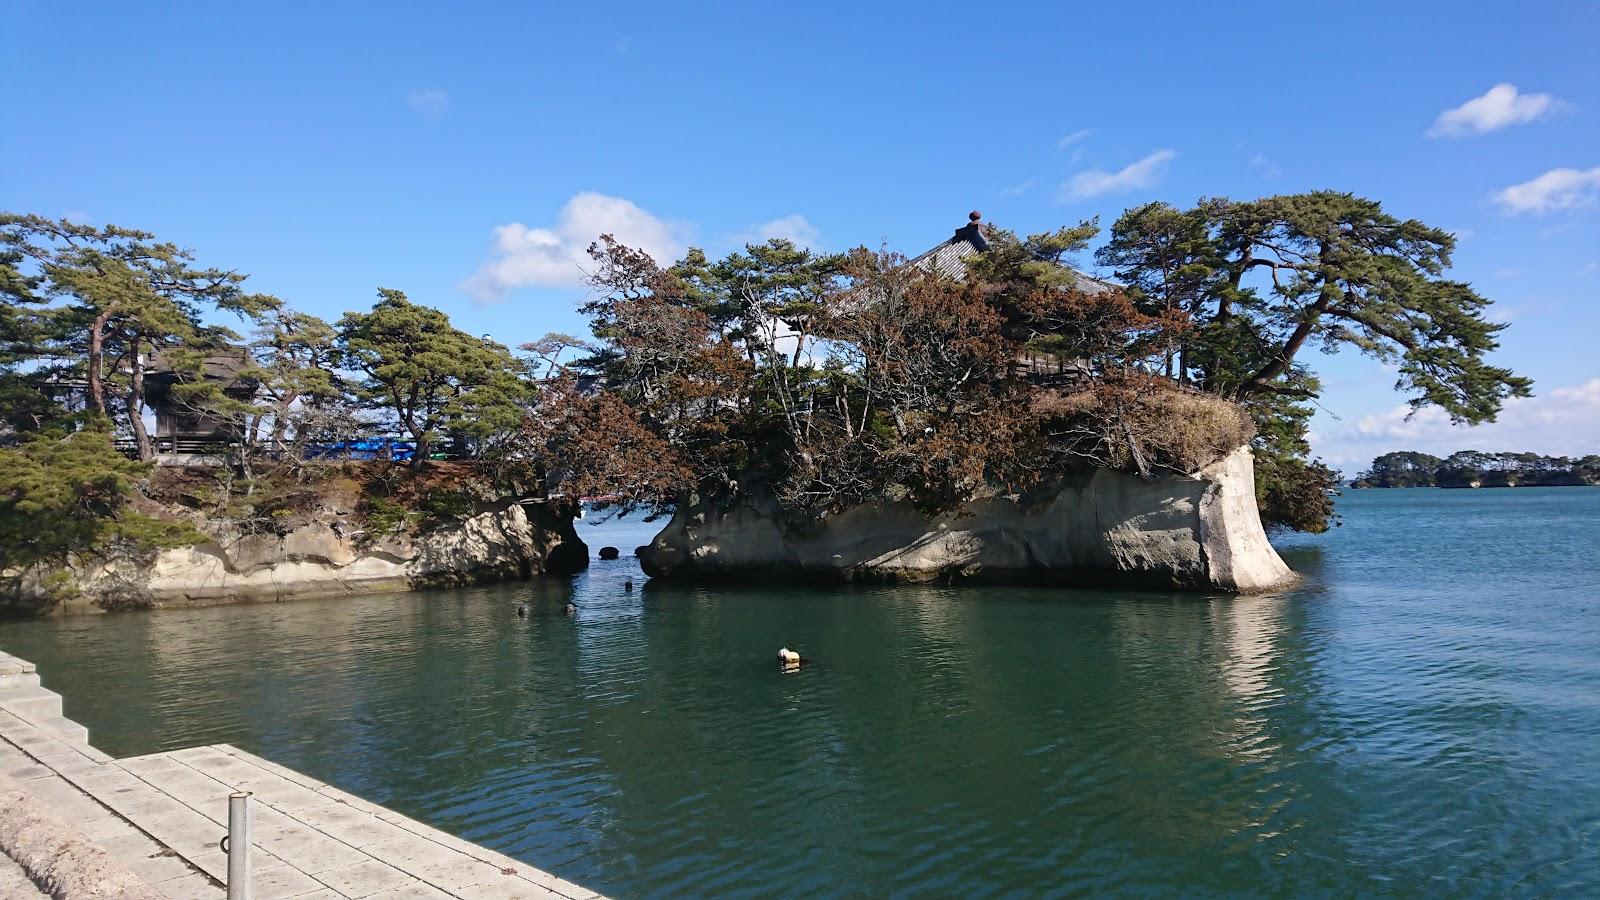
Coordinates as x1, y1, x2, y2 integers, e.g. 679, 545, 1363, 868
335, 289, 531, 468
0, 429, 202, 579
1098, 191, 1532, 531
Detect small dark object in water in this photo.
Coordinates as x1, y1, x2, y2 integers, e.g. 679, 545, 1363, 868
516, 603, 528, 618
624, 579, 634, 592
599, 546, 620, 560
565, 602, 578, 616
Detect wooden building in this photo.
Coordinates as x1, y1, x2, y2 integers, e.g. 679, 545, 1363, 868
143, 349, 258, 454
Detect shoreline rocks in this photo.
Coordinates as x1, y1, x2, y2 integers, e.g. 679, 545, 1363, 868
8, 499, 587, 617
639, 447, 1295, 594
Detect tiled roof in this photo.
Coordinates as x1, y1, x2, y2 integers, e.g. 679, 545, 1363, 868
908, 220, 1118, 295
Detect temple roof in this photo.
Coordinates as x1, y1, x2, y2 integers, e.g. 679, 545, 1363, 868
907, 213, 1118, 295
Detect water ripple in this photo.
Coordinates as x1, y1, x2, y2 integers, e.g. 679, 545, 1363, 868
0, 489, 1597, 895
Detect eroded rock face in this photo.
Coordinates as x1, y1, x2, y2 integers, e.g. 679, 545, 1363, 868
34, 499, 587, 615
639, 447, 1294, 593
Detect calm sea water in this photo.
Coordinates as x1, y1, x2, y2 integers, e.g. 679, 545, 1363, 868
2, 490, 1598, 897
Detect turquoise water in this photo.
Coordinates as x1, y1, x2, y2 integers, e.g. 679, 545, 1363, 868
2, 490, 1598, 896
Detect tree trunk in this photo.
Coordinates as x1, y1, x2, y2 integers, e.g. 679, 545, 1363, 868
1220, 248, 1251, 323
87, 311, 110, 416
411, 432, 430, 469
1239, 287, 1339, 397
406, 410, 430, 469
127, 338, 153, 461
269, 398, 291, 448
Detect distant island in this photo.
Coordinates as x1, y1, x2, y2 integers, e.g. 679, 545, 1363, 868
1351, 451, 1600, 489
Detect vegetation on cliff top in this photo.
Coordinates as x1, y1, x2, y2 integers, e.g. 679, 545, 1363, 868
0, 429, 203, 599
554, 193, 1529, 533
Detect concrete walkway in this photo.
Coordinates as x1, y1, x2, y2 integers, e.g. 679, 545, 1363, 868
0, 651, 604, 899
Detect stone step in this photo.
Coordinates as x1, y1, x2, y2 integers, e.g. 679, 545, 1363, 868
32, 715, 89, 744
0, 685, 64, 721
0, 671, 41, 690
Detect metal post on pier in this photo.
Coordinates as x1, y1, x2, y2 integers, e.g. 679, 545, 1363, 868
225, 791, 253, 900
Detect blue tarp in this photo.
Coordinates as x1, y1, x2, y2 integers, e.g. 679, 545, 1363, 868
303, 439, 416, 462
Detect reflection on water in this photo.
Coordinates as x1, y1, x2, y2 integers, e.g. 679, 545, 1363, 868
1, 488, 1598, 896
1213, 594, 1288, 760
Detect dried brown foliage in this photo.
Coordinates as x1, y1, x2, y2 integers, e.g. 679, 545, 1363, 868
523, 374, 693, 509
765, 252, 1037, 515
1034, 374, 1254, 477
574, 234, 1254, 522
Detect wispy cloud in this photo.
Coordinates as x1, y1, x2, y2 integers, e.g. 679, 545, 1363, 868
1001, 178, 1036, 198
461, 192, 686, 300
1060, 149, 1176, 201
1248, 152, 1283, 179
1056, 129, 1093, 151
1492, 166, 1600, 214
1313, 378, 1600, 469
408, 88, 449, 116
1427, 83, 1567, 137
1484, 303, 1519, 325
729, 214, 822, 250
1578, 262, 1600, 277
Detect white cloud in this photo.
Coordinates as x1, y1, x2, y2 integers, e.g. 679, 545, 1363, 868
1001, 178, 1036, 198
461, 192, 685, 300
1538, 222, 1580, 239
1056, 129, 1093, 151
1060, 149, 1176, 201
1578, 262, 1600, 277
408, 89, 449, 115
1313, 378, 1600, 469
1484, 303, 1519, 325
1492, 166, 1600, 214
730, 214, 822, 250
1248, 153, 1282, 179
1427, 83, 1566, 137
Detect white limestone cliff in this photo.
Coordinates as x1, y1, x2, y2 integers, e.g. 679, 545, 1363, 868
23, 500, 586, 615
639, 447, 1294, 593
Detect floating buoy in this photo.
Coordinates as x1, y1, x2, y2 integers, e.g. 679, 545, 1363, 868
624, 579, 634, 592
565, 603, 578, 616
516, 603, 529, 618
777, 647, 802, 668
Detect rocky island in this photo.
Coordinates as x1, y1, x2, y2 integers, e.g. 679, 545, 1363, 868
3, 192, 1532, 609
5, 460, 586, 617
641, 447, 1293, 593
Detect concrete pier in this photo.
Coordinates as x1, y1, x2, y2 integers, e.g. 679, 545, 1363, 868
0, 651, 604, 899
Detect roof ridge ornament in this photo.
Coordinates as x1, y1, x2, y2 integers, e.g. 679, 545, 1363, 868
954, 210, 988, 251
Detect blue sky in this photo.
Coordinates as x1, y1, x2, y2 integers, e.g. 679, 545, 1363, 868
4, 1, 1598, 471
